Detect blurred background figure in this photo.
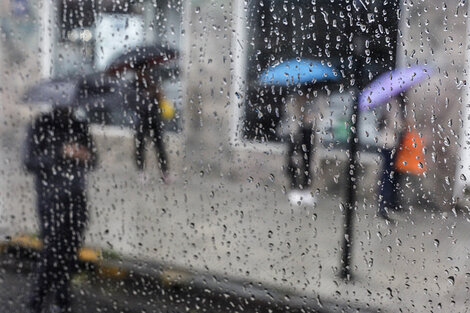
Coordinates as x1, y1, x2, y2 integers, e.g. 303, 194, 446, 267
376, 96, 406, 220
376, 95, 428, 221
133, 63, 169, 184
285, 92, 318, 205
258, 59, 339, 206
107, 45, 178, 184
24, 106, 97, 313
360, 67, 430, 220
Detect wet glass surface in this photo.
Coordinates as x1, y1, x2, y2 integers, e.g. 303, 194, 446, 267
1, 0, 469, 312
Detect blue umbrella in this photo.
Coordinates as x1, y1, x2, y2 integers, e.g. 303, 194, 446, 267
259, 59, 339, 86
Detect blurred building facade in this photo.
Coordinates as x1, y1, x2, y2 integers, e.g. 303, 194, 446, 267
182, 0, 469, 210
0, 0, 468, 208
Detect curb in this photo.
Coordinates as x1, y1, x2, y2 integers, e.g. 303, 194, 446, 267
0, 234, 381, 313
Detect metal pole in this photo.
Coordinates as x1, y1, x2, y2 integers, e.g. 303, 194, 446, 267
340, 51, 363, 280
339, 0, 401, 279
340, 0, 367, 280
340, 2, 368, 280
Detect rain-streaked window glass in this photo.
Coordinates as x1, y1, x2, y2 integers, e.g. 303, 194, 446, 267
1, 0, 469, 312
52, 0, 183, 131
240, 0, 399, 149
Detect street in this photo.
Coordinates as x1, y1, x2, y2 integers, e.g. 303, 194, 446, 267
0, 106, 469, 312
0, 252, 348, 313
2, 157, 470, 312
0, 263, 224, 312
0, 254, 271, 313
1, 0, 469, 311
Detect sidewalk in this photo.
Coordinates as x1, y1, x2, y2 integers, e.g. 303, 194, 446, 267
0, 117, 467, 312
106, 176, 470, 311
5, 168, 468, 312
1, 237, 379, 313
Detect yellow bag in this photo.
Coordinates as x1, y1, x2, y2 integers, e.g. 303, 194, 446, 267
159, 98, 175, 120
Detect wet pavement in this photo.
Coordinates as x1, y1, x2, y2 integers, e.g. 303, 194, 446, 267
1, 107, 470, 312
3, 166, 470, 312
0, 254, 333, 313
0, 255, 228, 313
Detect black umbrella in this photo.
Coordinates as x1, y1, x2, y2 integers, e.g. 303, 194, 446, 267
106, 45, 178, 74
22, 80, 79, 107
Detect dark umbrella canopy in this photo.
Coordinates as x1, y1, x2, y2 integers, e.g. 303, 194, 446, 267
22, 72, 114, 107
23, 80, 79, 107
107, 45, 178, 74
23, 45, 179, 107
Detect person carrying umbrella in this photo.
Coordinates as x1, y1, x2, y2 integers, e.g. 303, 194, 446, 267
108, 45, 177, 183
375, 95, 407, 220
259, 59, 339, 205
282, 91, 321, 205
24, 104, 98, 313
133, 63, 169, 183
360, 66, 430, 220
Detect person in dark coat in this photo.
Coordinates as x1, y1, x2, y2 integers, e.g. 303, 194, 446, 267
132, 64, 169, 182
24, 106, 98, 313
376, 96, 406, 221
283, 92, 321, 206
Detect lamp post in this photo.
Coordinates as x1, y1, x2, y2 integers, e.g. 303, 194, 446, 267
340, 28, 366, 280
340, 0, 401, 279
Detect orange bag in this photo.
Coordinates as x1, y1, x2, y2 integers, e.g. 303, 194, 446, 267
394, 130, 426, 175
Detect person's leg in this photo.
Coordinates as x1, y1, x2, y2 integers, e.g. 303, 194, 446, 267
29, 247, 53, 313
287, 127, 315, 205
29, 198, 57, 312
390, 163, 402, 210
150, 118, 168, 175
301, 127, 314, 189
54, 194, 87, 312
53, 239, 72, 313
379, 149, 395, 218
286, 133, 300, 190
134, 122, 146, 171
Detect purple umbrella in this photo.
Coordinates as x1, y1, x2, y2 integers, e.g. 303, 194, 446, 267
359, 66, 432, 111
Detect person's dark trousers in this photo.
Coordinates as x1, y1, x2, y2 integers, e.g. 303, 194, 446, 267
378, 148, 401, 217
29, 192, 87, 313
287, 127, 314, 190
134, 116, 168, 173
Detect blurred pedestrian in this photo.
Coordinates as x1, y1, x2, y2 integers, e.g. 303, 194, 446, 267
284, 92, 323, 205
376, 96, 406, 220
24, 106, 98, 313
132, 64, 169, 184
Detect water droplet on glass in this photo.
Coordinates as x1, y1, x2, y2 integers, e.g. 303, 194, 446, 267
448, 276, 455, 285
